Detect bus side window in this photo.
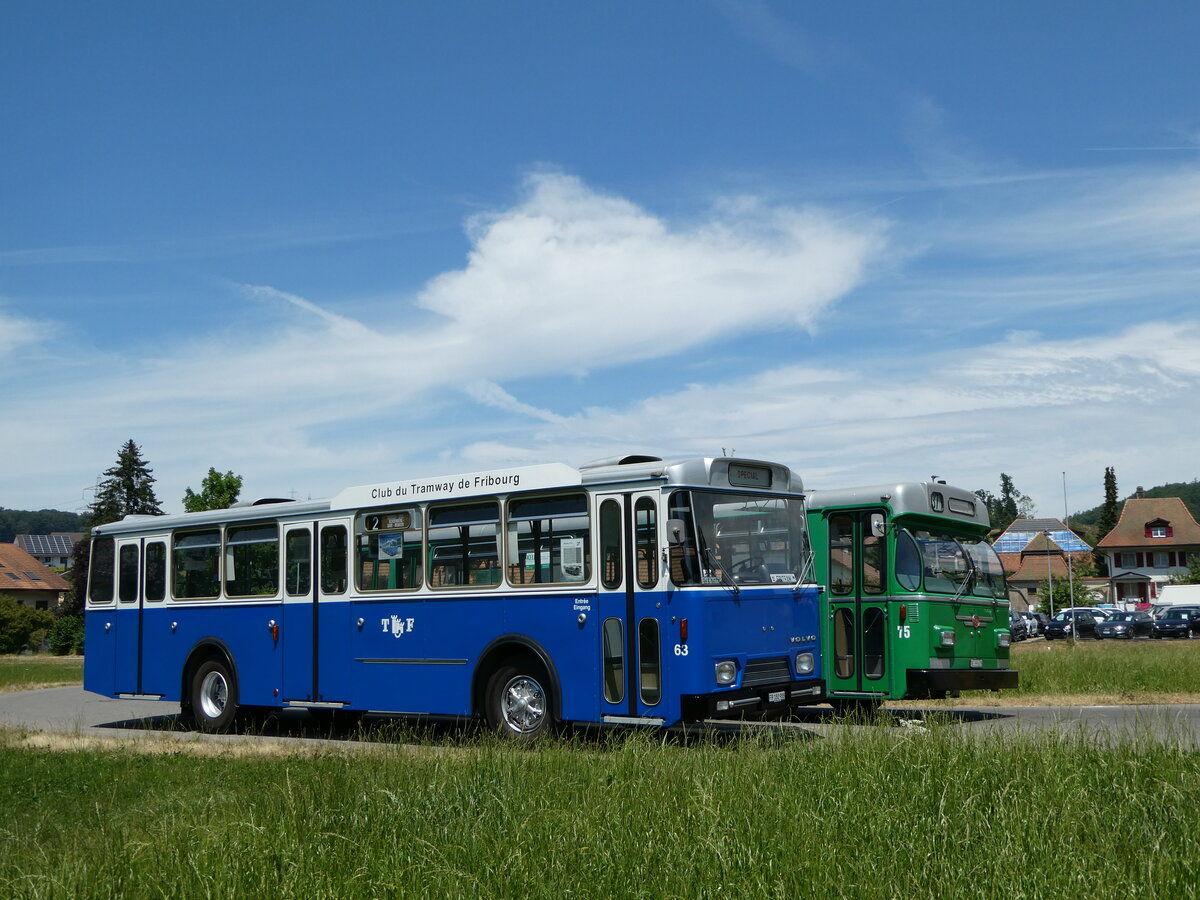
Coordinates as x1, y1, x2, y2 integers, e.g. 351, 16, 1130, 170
829, 513, 854, 595
226, 523, 280, 597
635, 497, 658, 588
895, 531, 921, 592
173, 530, 221, 599
320, 526, 348, 594
506, 494, 590, 586
145, 542, 166, 602
862, 514, 885, 594
286, 530, 312, 596
600, 499, 622, 589
118, 544, 139, 603
427, 502, 500, 589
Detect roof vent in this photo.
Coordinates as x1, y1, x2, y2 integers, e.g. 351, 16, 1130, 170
581, 454, 663, 469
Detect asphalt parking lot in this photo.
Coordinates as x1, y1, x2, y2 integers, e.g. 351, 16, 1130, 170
3, 687, 1199, 749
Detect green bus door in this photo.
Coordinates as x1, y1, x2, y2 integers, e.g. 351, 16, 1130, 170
825, 510, 888, 698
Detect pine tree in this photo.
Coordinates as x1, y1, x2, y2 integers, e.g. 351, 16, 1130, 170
1092, 466, 1118, 575
88, 439, 164, 525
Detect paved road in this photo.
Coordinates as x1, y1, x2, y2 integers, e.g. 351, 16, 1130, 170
3, 687, 1200, 748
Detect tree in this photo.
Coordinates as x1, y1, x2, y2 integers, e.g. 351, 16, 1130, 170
0, 594, 55, 654
976, 474, 1035, 534
60, 539, 90, 618
1092, 466, 1119, 576
88, 439, 163, 526
1034, 557, 1099, 615
183, 468, 244, 513
1168, 555, 1200, 586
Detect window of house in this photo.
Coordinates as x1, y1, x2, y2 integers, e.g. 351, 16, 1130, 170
1151, 526, 1168, 538
1152, 551, 1169, 568
1118, 552, 1138, 569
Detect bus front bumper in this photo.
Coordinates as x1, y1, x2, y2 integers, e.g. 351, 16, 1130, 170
906, 668, 1019, 698
681, 679, 825, 721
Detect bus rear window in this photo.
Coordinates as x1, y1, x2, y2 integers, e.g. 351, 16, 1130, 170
89, 537, 115, 605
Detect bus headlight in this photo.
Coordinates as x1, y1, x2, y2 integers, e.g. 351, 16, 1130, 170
998, 633, 1011, 648
939, 631, 956, 648
795, 652, 815, 676
715, 660, 737, 685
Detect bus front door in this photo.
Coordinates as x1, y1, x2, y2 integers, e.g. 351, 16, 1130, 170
825, 510, 889, 699
596, 491, 666, 724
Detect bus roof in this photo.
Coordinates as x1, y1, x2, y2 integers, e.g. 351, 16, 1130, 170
92, 456, 805, 538
806, 481, 991, 530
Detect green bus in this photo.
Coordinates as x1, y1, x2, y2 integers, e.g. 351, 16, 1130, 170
806, 480, 1017, 709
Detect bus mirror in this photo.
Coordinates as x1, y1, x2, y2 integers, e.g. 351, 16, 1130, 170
666, 518, 687, 546
869, 513, 887, 538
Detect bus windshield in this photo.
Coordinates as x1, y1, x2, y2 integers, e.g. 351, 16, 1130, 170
668, 490, 809, 586
896, 529, 1007, 600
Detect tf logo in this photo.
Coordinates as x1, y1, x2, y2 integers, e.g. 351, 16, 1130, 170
380, 615, 416, 638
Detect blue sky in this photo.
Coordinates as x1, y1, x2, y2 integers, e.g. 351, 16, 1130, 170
3, 1, 1199, 519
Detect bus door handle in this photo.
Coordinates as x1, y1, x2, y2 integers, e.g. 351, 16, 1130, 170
268, 620, 279, 641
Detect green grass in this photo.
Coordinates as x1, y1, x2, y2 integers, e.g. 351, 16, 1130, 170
0, 655, 83, 691
998, 639, 1200, 700
1, 728, 1198, 899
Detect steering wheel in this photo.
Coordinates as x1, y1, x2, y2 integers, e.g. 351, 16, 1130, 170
733, 556, 764, 574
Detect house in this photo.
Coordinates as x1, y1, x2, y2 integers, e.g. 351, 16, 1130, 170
994, 517, 1093, 610
1095, 488, 1200, 607
0, 543, 71, 610
14, 532, 83, 570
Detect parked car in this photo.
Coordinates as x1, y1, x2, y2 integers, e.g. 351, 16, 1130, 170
1152, 608, 1200, 639
1031, 612, 1049, 633
1019, 611, 1040, 637
1008, 610, 1029, 641
1055, 606, 1114, 622
1095, 611, 1155, 640
1043, 610, 1098, 640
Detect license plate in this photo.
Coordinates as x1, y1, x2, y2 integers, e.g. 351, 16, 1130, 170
970, 658, 983, 669
768, 690, 785, 703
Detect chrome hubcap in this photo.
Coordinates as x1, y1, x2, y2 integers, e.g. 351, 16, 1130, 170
500, 675, 545, 733
199, 671, 228, 720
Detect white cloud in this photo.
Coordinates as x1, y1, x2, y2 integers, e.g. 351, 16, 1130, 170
449, 318, 1200, 515
0, 305, 47, 357
416, 172, 886, 373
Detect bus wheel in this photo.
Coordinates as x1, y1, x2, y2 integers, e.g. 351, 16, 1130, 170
486, 664, 554, 740
191, 658, 238, 734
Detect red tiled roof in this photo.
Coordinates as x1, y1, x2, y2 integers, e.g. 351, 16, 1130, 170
0, 543, 71, 591
1096, 497, 1200, 548
1006, 555, 1074, 583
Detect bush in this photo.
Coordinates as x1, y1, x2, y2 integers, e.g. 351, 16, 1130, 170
48, 616, 85, 655
0, 594, 55, 654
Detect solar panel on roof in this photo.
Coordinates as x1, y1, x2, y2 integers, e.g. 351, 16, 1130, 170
993, 530, 1091, 554
18, 535, 74, 555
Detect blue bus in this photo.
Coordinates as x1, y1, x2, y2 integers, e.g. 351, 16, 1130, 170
84, 455, 824, 737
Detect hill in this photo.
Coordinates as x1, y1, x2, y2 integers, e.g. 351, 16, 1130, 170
1071, 479, 1200, 528
0, 508, 86, 544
